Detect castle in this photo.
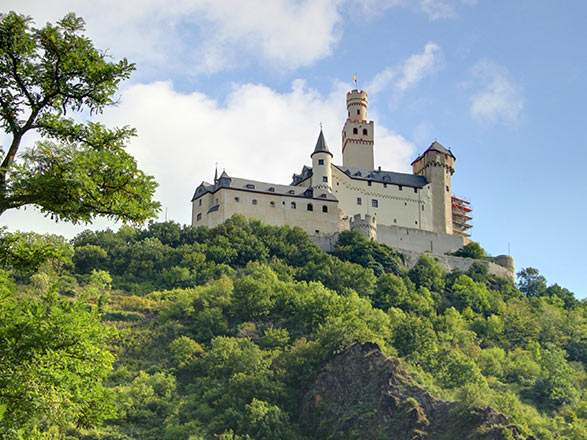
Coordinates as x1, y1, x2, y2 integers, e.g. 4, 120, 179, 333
191, 88, 513, 279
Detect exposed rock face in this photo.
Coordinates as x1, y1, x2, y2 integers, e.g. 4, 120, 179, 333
301, 342, 534, 440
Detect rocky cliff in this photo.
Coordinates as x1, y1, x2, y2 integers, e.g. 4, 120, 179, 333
301, 342, 534, 440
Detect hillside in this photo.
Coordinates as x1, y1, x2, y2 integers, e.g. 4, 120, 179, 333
1, 216, 585, 439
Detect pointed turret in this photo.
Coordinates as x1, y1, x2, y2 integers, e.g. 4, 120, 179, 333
312, 129, 333, 157
311, 128, 333, 193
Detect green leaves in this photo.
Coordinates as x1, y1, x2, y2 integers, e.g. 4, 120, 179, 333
0, 277, 116, 437
0, 11, 158, 224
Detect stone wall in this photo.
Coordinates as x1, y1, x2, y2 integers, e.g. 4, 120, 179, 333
376, 223, 467, 255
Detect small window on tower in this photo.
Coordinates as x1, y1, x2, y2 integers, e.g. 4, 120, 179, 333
363, 128, 367, 135
399, 186, 403, 191
357, 109, 360, 115
197, 213, 202, 221
414, 188, 418, 193
372, 199, 378, 208
368, 181, 372, 186
318, 159, 324, 165
199, 199, 202, 206
323, 176, 328, 182
357, 197, 362, 205
446, 185, 449, 192
291, 202, 296, 209
353, 128, 358, 135
270, 201, 275, 208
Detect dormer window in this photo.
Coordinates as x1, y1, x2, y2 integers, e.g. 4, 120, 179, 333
288, 190, 295, 194
320, 194, 327, 198
246, 184, 255, 189
268, 187, 275, 192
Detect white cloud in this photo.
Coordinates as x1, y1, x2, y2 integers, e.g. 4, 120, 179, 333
367, 42, 442, 96
469, 60, 524, 124
4, 0, 344, 73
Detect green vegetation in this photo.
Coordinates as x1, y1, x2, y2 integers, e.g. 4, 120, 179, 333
0, 12, 159, 223
1, 218, 584, 439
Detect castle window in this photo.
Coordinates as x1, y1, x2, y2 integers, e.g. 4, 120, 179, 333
394, 218, 397, 223
307, 203, 313, 211
246, 184, 255, 189
270, 201, 275, 207
414, 188, 418, 193
357, 109, 360, 115
323, 176, 328, 182
268, 187, 275, 192
384, 183, 387, 188
357, 197, 362, 205
368, 181, 372, 186
318, 159, 324, 165
197, 213, 202, 221
234, 197, 240, 202
252, 199, 257, 205
320, 194, 327, 198
362, 128, 367, 135
353, 127, 358, 134
446, 185, 449, 192
398, 185, 403, 191
422, 205, 424, 211
322, 205, 328, 213
199, 199, 202, 206
288, 190, 295, 194
291, 202, 296, 209
415, 221, 418, 225
372, 199, 378, 208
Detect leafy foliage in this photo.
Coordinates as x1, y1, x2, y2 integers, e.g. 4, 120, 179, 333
0, 12, 159, 223
1, 216, 585, 439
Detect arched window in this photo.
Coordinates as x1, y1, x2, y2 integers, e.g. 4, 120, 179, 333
353, 127, 358, 135
322, 205, 328, 213
363, 128, 368, 135
307, 203, 313, 211
291, 202, 296, 209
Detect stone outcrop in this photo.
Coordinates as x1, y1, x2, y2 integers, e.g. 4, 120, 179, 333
301, 342, 534, 440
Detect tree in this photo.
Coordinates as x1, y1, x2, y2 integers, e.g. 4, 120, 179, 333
0, 12, 159, 223
517, 267, 547, 298
0, 273, 116, 437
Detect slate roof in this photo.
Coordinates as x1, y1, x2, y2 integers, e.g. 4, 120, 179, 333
334, 165, 429, 188
411, 141, 455, 165
191, 173, 337, 202
311, 129, 333, 157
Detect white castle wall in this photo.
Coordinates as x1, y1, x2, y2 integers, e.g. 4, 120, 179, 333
376, 224, 466, 255
331, 166, 434, 231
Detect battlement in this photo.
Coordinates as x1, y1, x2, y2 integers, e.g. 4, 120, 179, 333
350, 214, 377, 240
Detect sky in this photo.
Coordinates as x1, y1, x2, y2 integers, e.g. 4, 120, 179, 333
1, 0, 586, 298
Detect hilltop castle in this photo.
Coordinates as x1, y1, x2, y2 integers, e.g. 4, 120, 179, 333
191, 88, 481, 258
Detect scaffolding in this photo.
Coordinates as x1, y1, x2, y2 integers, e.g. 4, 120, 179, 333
452, 196, 473, 237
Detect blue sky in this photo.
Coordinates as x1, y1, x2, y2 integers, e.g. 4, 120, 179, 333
2, 1, 586, 298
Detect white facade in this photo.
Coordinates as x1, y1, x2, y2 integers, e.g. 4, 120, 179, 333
191, 88, 472, 255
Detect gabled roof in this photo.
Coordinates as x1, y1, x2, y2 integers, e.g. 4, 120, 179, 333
311, 129, 333, 157
193, 172, 338, 202
411, 141, 455, 165
335, 165, 429, 188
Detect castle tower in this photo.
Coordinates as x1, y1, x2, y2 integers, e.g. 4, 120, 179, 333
311, 128, 333, 195
411, 141, 455, 234
342, 89, 374, 170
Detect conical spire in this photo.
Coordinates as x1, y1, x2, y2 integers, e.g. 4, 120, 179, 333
311, 128, 333, 157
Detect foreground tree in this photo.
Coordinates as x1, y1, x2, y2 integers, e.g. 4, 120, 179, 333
0, 11, 159, 223
0, 272, 116, 438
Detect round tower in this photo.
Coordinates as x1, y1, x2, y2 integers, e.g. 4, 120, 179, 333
311, 129, 333, 194
411, 141, 456, 235
342, 89, 374, 170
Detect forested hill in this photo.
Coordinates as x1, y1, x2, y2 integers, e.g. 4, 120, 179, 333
1, 215, 585, 439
